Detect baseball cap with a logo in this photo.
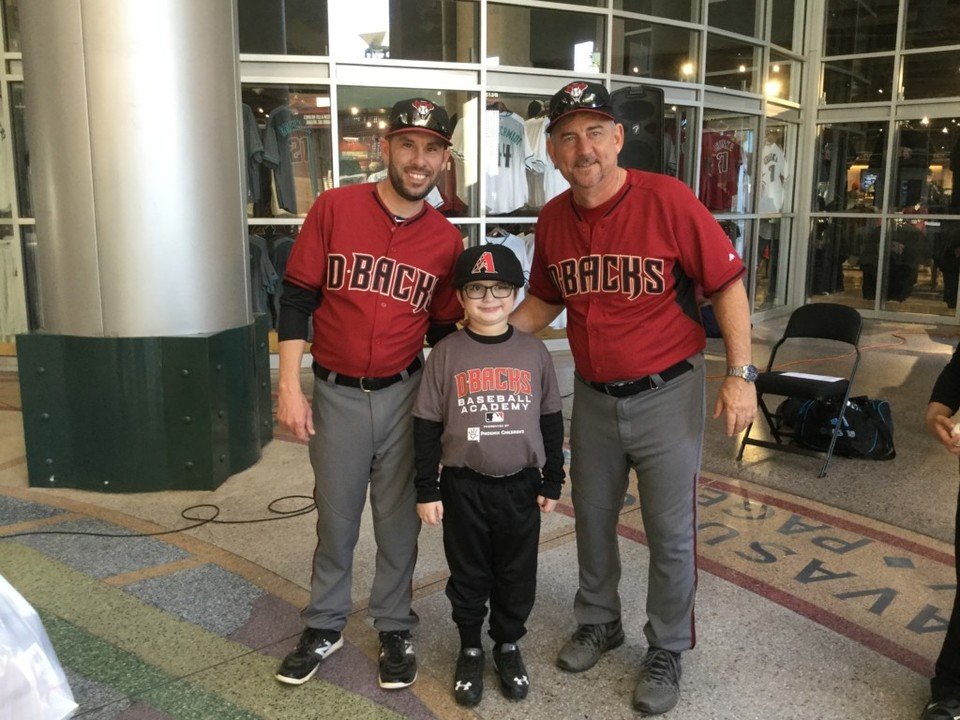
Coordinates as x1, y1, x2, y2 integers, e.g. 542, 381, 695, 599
546, 80, 616, 133
386, 97, 453, 145
453, 244, 525, 288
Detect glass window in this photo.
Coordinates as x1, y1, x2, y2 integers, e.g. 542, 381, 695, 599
890, 119, 960, 215
487, 3, 604, 73
612, 18, 698, 83
704, 35, 762, 94
0, 224, 27, 340
20, 225, 38, 330
813, 121, 888, 212
880, 217, 945, 314
770, 0, 803, 51
2, 0, 19, 52
338, 87, 478, 217
902, 50, 960, 100
808, 216, 877, 308
766, 51, 800, 104
700, 110, 758, 213
665, 104, 696, 186
614, 0, 698, 24
927, 219, 960, 313
707, 0, 762, 40
328, 0, 478, 63
755, 217, 791, 309
484, 92, 563, 216
241, 85, 333, 219
822, 57, 895, 104
904, 0, 960, 50
10, 82, 30, 218
238, 0, 328, 56
823, 0, 899, 56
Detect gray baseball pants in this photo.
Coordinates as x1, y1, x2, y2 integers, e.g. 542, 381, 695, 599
569, 353, 705, 653
302, 368, 422, 633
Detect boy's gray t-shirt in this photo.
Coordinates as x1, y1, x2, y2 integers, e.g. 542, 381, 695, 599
414, 328, 562, 477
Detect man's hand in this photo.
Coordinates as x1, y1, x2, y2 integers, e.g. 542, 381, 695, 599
712, 376, 758, 436
926, 402, 960, 456
418, 501, 444, 525
537, 495, 557, 513
277, 385, 314, 441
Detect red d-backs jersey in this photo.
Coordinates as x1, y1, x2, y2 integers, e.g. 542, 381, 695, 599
285, 183, 464, 377
528, 170, 745, 384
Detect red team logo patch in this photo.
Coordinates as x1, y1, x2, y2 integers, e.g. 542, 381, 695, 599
411, 99, 435, 119
471, 251, 496, 275
565, 81, 588, 101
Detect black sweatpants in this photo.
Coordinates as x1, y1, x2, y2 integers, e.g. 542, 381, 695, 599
932, 481, 960, 701
440, 466, 542, 645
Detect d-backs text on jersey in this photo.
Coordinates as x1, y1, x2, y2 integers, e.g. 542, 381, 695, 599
548, 254, 665, 300
327, 253, 438, 313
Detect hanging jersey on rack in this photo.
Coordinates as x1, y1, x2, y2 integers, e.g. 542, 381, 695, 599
485, 109, 530, 214
523, 115, 568, 209
699, 131, 743, 212
758, 141, 789, 213
483, 231, 530, 303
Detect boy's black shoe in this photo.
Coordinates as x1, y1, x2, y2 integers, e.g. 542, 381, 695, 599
493, 643, 529, 700
275, 628, 343, 685
453, 647, 484, 707
378, 630, 417, 689
921, 698, 960, 719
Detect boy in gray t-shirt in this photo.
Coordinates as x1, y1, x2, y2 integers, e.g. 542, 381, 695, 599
413, 243, 565, 708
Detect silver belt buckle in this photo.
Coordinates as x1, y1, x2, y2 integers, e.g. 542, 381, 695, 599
359, 377, 373, 393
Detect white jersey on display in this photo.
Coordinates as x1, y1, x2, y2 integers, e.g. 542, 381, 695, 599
759, 141, 790, 213
485, 110, 530, 214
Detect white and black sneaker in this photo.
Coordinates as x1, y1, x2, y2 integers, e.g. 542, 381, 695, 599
453, 647, 484, 707
921, 698, 960, 720
378, 630, 417, 689
275, 628, 343, 685
493, 643, 529, 701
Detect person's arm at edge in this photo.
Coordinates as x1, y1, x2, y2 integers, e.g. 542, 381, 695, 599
537, 410, 565, 513
510, 294, 564, 334
709, 279, 757, 436
276, 281, 320, 442
413, 417, 444, 525
926, 347, 960, 455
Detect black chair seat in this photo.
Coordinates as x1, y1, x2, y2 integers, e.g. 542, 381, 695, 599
737, 303, 863, 478
756, 372, 849, 401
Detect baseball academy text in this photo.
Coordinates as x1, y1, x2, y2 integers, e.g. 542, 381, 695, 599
548, 254, 665, 300
455, 367, 533, 415
327, 252, 437, 313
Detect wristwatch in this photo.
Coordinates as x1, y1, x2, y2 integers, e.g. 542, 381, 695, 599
727, 364, 759, 382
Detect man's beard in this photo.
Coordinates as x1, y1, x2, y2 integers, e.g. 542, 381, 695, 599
388, 163, 436, 202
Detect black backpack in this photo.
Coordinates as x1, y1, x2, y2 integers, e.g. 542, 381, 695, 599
777, 395, 895, 460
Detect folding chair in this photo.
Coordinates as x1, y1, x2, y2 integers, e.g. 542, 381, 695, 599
737, 303, 863, 477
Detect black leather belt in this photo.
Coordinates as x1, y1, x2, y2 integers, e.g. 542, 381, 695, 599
313, 356, 422, 392
586, 359, 693, 398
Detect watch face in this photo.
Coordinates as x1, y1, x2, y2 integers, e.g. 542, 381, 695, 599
744, 364, 759, 382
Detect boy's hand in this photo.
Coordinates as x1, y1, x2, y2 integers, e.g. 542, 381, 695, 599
417, 501, 444, 525
537, 495, 556, 513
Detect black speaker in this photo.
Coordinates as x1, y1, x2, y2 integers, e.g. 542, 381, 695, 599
610, 85, 665, 174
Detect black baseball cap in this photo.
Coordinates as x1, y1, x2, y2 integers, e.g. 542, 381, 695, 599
386, 97, 453, 145
546, 80, 616, 133
453, 244, 525, 288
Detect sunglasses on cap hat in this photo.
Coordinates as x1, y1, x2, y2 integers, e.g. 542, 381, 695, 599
387, 98, 452, 144
546, 81, 616, 132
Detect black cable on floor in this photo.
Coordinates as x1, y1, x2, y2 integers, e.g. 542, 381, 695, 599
0, 494, 317, 540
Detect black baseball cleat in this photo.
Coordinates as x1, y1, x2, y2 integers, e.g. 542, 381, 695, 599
493, 643, 530, 700
275, 628, 343, 685
921, 698, 960, 720
378, 630, 418, 689
453, 647, 484, 707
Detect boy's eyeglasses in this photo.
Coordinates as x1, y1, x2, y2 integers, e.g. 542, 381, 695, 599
462, 283, 515, 299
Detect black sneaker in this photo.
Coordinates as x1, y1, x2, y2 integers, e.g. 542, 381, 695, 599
493, 643, 529, 700
275, 628, 343, 685
378, 630, 417, 689
921, 698, 960, 720
632, 647, 682, 715
556, 618, 625, 672
453, 647, 484, 707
